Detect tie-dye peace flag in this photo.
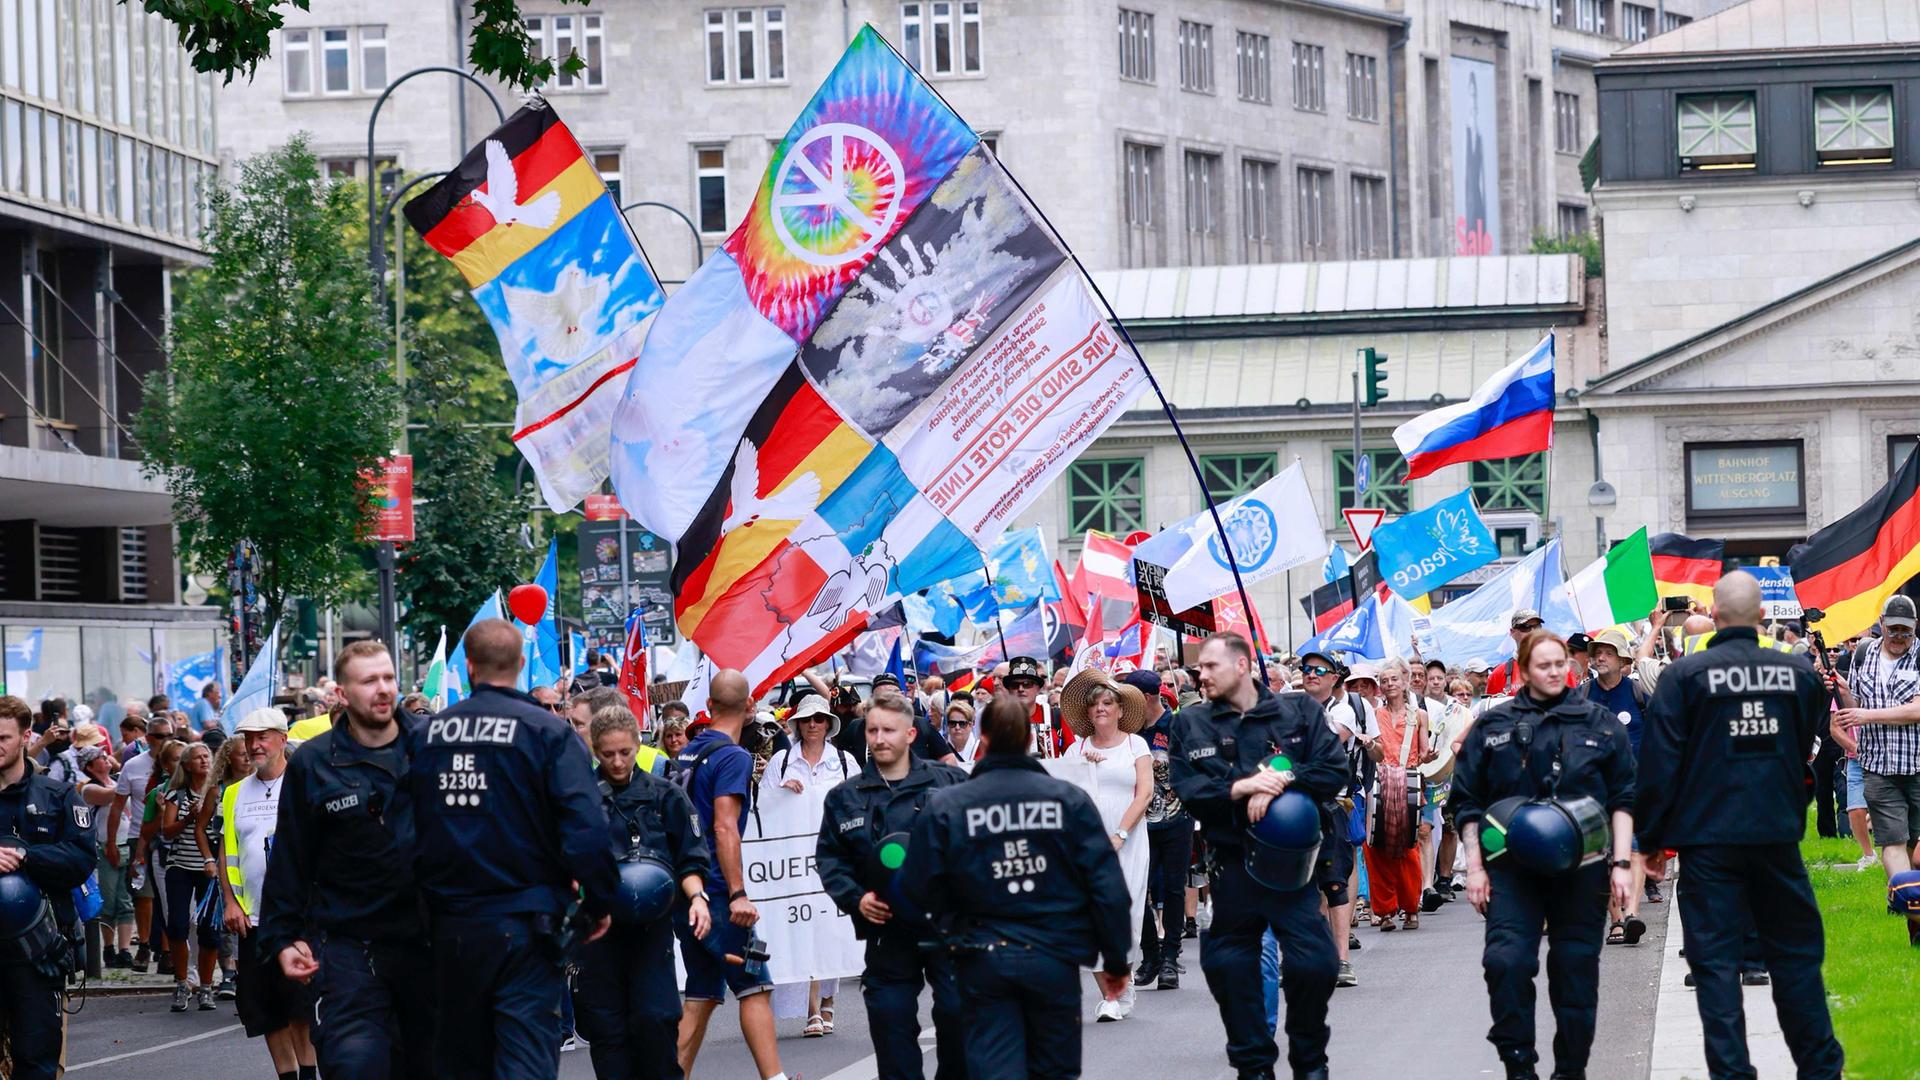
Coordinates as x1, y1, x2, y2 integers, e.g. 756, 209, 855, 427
404, 103, 664, 511
610, 26, 1147, 696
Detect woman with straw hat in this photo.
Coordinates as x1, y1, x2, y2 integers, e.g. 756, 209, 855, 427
1058, 669, 1153, 1021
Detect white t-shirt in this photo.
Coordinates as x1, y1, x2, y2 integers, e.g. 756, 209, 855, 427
227, 773, 283, 925
1325, 698, 1359, 740
115, 752, 155, 839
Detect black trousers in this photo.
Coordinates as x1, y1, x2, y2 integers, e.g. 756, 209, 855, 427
1677, 845, 1844, 1080
431, 914, 566, 1080
1810, 738, 1844, 838
863, 932, 966, 1080
574, 917, 681, 1080
1140, 823, 1194, 971
953, 945, 1081, 1080
312, 937, 436, 1080
1201, 851, 1338, 1078
1481, 862, 1607, 1072
0, 962, 63, 1080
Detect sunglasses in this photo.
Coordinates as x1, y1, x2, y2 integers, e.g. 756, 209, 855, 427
1301, 664, 1336, 677
797, 716, 830, 724
1888, 627, 1916, 638
948, 718, 974, 727
1516, 622, 1543, 632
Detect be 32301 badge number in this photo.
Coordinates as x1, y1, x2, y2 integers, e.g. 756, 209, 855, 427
438, 752, 489, 808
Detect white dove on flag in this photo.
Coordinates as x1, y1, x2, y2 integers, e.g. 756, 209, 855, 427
500, 264, 612, 361
1429, 506, 1485, 557
721, 440, 823, 532
472, 139, 561, 229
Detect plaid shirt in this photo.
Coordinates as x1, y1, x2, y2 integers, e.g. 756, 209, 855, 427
1854, 643, 1920, 776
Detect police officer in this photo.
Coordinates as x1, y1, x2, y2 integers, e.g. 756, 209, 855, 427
1636, 572, 1844, 1079
1452, 630, 1637, 1080
403, 618, 619, 1080
817, 690, 966, 1080
260, 640, 433, 1079
901, 693, 1132, 1078
1171, 632, 1344, 1080
0, 695, 93, 1080
576, 703, 709, 1080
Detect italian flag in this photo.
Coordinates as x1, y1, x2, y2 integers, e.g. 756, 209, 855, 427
1566, 527, 1659, 632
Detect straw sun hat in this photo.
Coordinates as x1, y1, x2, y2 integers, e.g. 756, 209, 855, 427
1060, 669, 1147, 738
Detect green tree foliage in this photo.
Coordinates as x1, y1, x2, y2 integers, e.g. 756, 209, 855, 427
136, 137, 401, 633
138, 0, 595, 88
1529, 230, 1605, 278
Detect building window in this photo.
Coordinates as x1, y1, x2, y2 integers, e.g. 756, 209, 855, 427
1236, 32, 1270, 104
1295, 166, 1332, 262
1557, 202, 1590, 238
1334, 448, 1409, 514
1470, 454, 1546, 514
1068, 459, 1146, 535
1200, 454, 1275, 502
360, 25, 387, 90
704, 8, 782, 84
526, 13, 605, 88
902, 2, 979, 75
1678, 92, 1757, 170
1554, 91, 1581, 154
1661, 11, 1691, 32
1118, 8, 1154, 82
1892, 434, 1917, 475
594, 149, 623, 204
1573, 0, 1607, 34
1345, 53, 1377, 121
1815, 87, 1895, 166
1178, 21, 1213, 93
321, 27, 351, 93
1621, 3, 1652, 42
283, 29, 313, 95
1351, 174, 1387, 258
1184, 150, 1223, 265
1685, 441, 1805, 522
1291, 43, 1325, 112
695, 146, 727, 234
1241, 158, 1278, 262
1122, 140, 1164, 268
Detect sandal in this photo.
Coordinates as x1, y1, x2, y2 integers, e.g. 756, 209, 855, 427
820, 1000, 835, 1034
803, 1014, 825, 1038
1607, 920, 1627, 945
1623, 915, 1647, 945
1376, 914, 1397, 931
1401, 912, 1419, 931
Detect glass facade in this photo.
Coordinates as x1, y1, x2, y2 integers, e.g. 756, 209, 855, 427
2, 622, 220, 712
0, 0, 219, 246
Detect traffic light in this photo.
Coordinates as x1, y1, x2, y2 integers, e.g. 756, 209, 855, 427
288, 598, 319, 659
1362, 348, 1390, 406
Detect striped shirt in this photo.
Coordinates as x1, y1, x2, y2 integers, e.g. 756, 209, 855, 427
1854, 644, 1920, 776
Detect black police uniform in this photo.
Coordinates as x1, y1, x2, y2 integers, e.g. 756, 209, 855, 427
1450, 688, 1635, 1079
1171, 685, 1346, 1080
258, 713, 432, 1079
575, 765, 706, 1080
817, 756, 967, 1080
403, 684, 620, 1080
901, 753, 1131, 1080
1636, 626, 1844, 1079
0, 765, 93, 1080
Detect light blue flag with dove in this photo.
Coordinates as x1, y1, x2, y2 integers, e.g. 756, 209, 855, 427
1322, 542, 1351, 584
220, 625, 280, 733
1370, 490, 1499, 600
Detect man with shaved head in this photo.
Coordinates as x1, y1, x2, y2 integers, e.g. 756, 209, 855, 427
1635, 572, 1844, 1078
673, 669, 789, 1080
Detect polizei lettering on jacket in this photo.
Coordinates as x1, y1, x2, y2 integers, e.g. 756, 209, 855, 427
426, 715, 520, 745
965, 800, 1064, 837
1704, 665, 1798, 696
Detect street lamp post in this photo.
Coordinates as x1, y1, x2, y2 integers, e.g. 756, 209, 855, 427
619, 200, 706, 284
364, 68, 504, 664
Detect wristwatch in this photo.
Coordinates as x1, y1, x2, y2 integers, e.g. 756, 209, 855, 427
1610, 859, 1632, 870
728, 888, 749, 901
1115, 828, 1130, 842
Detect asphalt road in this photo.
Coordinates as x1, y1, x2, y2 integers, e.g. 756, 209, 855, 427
62, 891, 1671, 1079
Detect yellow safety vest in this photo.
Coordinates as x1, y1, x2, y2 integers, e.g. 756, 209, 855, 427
220, 782, 256, 918
1683, 631, 1794, 655
635, 744, 668, 776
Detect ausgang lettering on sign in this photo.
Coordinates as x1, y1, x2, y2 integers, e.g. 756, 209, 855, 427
427, 716, 519, 745
1705, 665, 1797, 696
965, 800, 1064, 837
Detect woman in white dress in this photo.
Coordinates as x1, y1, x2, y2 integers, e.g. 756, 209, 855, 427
1058, 669, 1153, 1022
757, 695, 855, 1037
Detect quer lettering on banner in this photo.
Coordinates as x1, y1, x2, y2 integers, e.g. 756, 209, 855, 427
741, 782, 864, 984
888, 269, 1145, 541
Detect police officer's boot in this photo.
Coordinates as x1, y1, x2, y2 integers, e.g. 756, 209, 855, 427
1502, 1059, 1539, 1080
1548, 1072, 1586, 1080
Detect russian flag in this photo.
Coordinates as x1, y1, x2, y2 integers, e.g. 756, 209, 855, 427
1393, 334, 1556, 482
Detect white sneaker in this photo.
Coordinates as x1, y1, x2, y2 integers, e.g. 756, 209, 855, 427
1858, 854, 1879, 871
1117, 984, 1137, 1018
1095, 998, 1124, 1023
1195, 901, 1214, 932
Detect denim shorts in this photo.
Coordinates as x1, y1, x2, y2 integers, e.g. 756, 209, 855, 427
674, 892, 772, 1003
1847, 757, 1867, 813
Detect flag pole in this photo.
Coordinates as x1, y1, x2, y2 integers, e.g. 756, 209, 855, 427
1541, 330, 1557, 549
978, 554, 1013, 665
891, 59, 1269, 686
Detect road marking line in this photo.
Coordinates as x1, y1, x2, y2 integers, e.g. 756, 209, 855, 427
68, 1024, 245, 1071
813, 1031, 937, 1080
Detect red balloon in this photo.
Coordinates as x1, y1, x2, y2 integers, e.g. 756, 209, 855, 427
507, 583, 548, 626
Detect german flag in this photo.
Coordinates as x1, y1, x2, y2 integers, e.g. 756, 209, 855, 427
402, 105, 606, 288
1792, 447, 1920, 640
1650, 533, 1724, 608
1301, 578, 1355, 633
